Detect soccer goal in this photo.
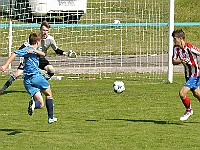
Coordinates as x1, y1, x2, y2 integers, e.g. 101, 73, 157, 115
0, 0, 173, 82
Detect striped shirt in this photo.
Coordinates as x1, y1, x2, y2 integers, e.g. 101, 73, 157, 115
172, 42, 200, 78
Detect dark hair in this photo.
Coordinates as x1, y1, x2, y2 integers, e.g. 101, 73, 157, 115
40, 20, 50, 29
172, 29, 185, 40
29, 33, 41, 45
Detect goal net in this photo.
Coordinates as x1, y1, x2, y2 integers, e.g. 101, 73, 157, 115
0, 0, 170, 82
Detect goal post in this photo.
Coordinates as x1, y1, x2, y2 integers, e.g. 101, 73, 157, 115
8, 0, 14, 69
168, 0, 175, 83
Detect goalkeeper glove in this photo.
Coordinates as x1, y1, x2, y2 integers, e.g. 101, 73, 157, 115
68, 50, 77, 58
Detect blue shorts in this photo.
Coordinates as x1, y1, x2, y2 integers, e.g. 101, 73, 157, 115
184, 76, 200, 91
23, 73, 49, 97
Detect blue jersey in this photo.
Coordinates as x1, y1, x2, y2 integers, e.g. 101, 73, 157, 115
14, 46, 49, 97
14, 46, 41, 76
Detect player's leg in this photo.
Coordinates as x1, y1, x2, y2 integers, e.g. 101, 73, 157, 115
192, 87, 200, 101
39, 57, 55, 80
28, 91, 45, 116
44, 65, 55, 80
39, 58, 57, 123
179, 86, 191, 109
25, 74, 46, 116
33, 92, 45, 108
27, 73, 56, 123
42, 86, 57, 124
192, 76, 200, 101
0, 63, 24, 94
179, 83, 193, 121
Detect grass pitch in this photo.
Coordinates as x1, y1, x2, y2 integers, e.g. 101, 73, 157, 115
0, 74, 200, 150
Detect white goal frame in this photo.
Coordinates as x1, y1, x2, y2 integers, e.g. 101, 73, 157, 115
168, 0, 175, 83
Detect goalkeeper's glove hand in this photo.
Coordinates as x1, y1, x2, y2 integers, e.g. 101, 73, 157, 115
62, 52, 68, 56
68, 50, 77, 58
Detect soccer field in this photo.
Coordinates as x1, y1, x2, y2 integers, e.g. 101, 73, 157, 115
0, 74, 200, 150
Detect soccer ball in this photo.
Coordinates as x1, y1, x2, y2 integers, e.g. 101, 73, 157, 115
112, 20, 120, 24
112, 81, 125, 93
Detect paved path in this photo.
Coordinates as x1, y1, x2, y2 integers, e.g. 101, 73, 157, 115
0, 54, 185, 74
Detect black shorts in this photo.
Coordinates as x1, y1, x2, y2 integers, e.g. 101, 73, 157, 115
39, 57, 51, 70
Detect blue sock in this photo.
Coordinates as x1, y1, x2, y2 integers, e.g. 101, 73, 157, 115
35, 101, 42, 109
46, 98, 53, 119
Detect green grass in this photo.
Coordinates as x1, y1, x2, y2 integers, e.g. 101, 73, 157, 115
0, 1, 200, 149
0, 73, 200, 150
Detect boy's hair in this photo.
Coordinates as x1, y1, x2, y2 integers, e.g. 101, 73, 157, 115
172, 29, 185, 40
40, 20, 50, 29
29, 33, 41, 45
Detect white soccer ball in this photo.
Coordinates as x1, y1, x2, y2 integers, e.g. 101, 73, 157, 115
112, 20, 120, 24
112, 81, 125, 93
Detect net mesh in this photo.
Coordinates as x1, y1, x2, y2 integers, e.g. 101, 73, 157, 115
0, 0, 169, 82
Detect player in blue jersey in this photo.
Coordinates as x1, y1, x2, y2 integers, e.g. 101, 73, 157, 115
0, 33, 57, 124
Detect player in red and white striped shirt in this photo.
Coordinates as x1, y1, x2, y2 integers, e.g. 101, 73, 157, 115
172, 29, 200, 121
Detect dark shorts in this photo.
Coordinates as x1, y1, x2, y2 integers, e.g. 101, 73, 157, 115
39, 57, 51, 70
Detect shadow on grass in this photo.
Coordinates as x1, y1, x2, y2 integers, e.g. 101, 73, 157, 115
0, 90, 26, 95
0, 128, 48, 136
105, 119, 184, 125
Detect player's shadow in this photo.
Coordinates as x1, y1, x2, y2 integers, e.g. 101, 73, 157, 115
105, 118, 184, 125
0, 129, 23, 135
0, 90, 27, 95
0, 128, 48, 136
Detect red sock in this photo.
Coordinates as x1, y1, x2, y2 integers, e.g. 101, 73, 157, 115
181, 96, 191, 110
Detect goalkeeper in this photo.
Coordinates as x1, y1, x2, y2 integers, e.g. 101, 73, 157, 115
0, 20, 76, 94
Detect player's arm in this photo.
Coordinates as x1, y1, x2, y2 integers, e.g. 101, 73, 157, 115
54, 48, 67, 55
172, 59, 182, 65
172, 46, 185, 65
173, 57, 191, 65
0, 53, 17, 72
49, 37, 68, 55
27, 49, 46, 56
172, 50, 182, 65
